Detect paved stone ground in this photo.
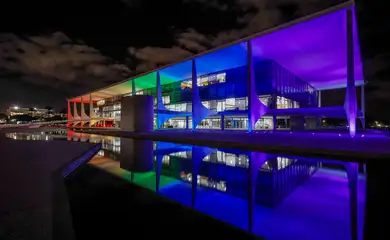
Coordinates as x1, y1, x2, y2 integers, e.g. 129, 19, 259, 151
0, 136, 98, 240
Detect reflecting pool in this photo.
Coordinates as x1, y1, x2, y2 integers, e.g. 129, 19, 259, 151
5, 130, 366, 240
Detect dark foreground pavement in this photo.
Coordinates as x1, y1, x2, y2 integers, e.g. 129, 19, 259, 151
0, 136, 99, 240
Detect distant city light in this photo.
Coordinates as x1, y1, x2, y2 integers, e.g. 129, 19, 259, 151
34, 107, 37, 110
13, 106, 19, 110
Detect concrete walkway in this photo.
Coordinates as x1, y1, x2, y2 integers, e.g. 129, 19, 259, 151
0, 136, 100, 240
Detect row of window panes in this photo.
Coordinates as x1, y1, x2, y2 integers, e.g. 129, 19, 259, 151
165, 103, 188, 112
102, 103, 121, 112
180, 173, 227, 192
169, 151, 191, 159
167, 149, 295, 172
159, 116, 292, 130
162, 119, 187, 129
197, 118, 221, 129
154, 95, 297, 112
276, 96, 299, 109
180, 72, 226, 90
124, 90, 144, 97
103, 111, 120, 118
276, 157, 295, 170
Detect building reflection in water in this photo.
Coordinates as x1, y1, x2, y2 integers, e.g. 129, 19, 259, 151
3, 130, 327, 208
69, 133, 320, 208
157, 149, 318, 207
5, 130, 67, 141
6, 130, 319, 208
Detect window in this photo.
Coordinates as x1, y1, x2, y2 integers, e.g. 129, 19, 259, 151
236, 98, 246, 110
181, 81, 192, 89
97, 100, 105, 106
225, 98, 235, 110
162, 95, 170, 104
198, 76, 209, 87
165, 103, 187, 112
259, 96, 270, 106
217, 73, 226, 83
254, 117, 273, 130
208, 74, 217, 84
217, 101, 225, 112
277, 96, 291, 109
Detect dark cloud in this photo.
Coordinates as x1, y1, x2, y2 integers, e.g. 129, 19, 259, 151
0, 32, 131, 95
127, 0, 346, 73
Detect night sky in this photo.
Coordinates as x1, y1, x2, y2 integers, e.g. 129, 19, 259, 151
1, 0, 389, 121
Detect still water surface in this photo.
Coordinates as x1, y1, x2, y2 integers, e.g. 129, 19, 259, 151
5, 130, 366, 240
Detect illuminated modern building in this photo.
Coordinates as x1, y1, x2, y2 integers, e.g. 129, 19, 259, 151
68, 1, 364, 136
7, 106, 49, 118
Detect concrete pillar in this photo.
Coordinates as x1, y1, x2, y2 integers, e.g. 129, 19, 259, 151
120, 95, 153, 132
120, 138, 154, 173
155, 155, 163, 192
344, 8, 357, 137
73, 101, 79, 118
191, 60, 215, 130
89, 94, 93, 116
346, 162, 359, 240
272, 95, 277, 131
132, 80, 136, 95
221, 115, 224, 130
156, 72, 167, 111
248, 152, 267, 233
317, 90, 322, 128
361, 85, 365, 128
67, 100, 73, 127
89, 94, 94, 128
247, 40, 268, 132
80, 96, 87, 127
191, 146, 215, 208
185, 116, 189, 130
318, 90, 322, 108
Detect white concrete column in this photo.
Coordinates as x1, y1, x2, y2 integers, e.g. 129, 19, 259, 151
361, 85, 365, 128
344, 7, 357, 137
318, 90, 322, 108
89, 94, 93, 117
132, 80, 136, 95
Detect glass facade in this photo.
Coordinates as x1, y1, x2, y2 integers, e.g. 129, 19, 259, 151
76, 59, 317, 130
